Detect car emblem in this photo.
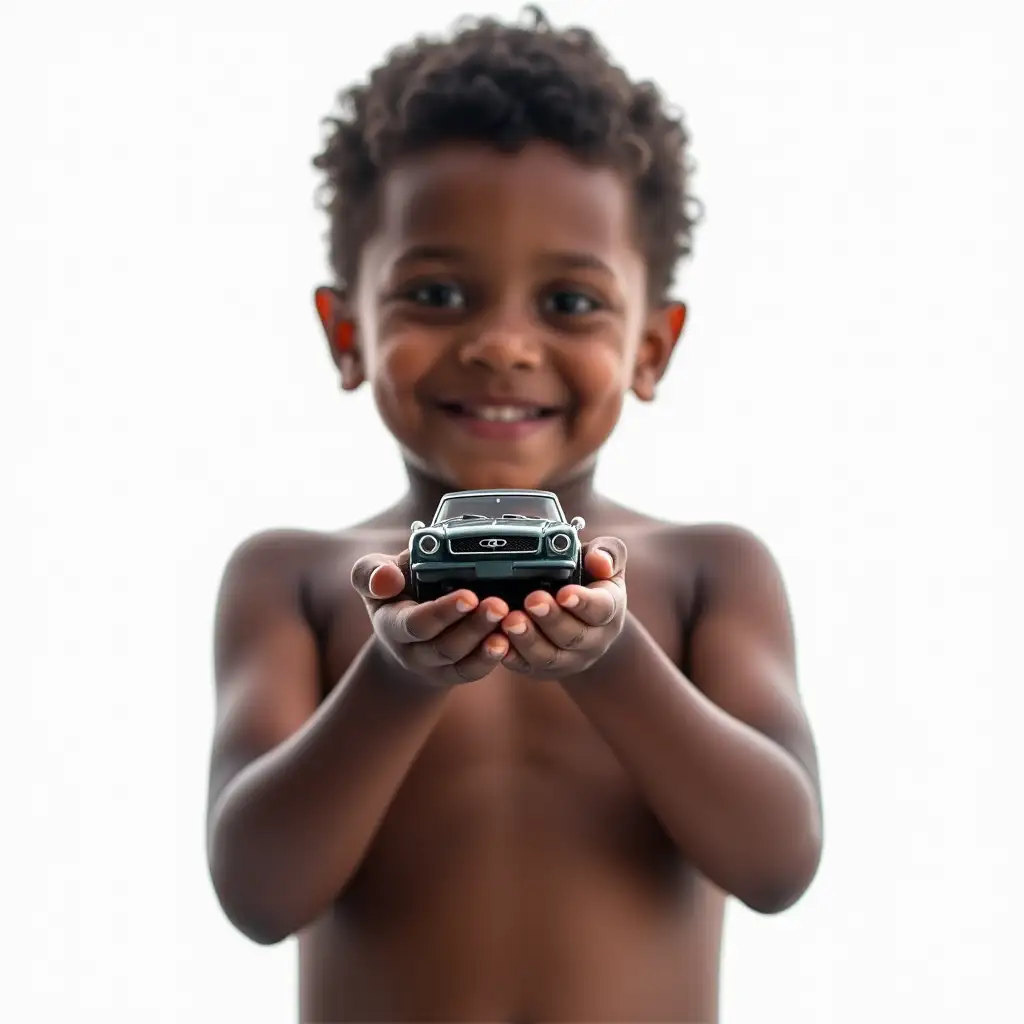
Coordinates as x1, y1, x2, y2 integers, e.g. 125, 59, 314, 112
479, 538, 507, 548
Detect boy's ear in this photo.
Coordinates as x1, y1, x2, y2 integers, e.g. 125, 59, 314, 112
313, 285, 365, 392
631, 300, 687, 402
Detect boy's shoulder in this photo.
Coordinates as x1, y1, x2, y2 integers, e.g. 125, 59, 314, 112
565, 504, 790, 649
672, 520, 782, 580
218, 519, 407, 595
596, 501, 781, 586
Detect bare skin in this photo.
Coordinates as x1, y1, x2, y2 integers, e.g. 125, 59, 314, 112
208, 476, 820, 1022
207, 142, 823, 1022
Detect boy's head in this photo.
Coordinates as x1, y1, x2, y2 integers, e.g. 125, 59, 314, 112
312, 6, 699, 492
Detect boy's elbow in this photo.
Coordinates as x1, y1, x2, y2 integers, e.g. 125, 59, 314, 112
742, 882, 808, 916
209, 857, 296, 946
207, 827, 303, 947
225, 906, 294, 947
209, 865, 306, 946
742, 821, 823, 916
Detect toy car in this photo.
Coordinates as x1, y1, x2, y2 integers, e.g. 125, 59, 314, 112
408, 489, 586, 605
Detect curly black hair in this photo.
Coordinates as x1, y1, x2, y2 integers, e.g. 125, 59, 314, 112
312, 6, 700, 303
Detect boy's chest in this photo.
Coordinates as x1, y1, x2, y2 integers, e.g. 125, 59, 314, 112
315, 535, 688, 787
309, 536, 695, 906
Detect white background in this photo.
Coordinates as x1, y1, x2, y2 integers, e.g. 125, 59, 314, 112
2, 0, 1021, 1020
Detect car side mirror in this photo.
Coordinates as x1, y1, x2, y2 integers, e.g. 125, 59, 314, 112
570, 516, 586, 531
410, 520, 425, 532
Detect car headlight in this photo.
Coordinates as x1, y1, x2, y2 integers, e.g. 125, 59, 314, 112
416, 533, 441, 556
548, 531, 572, 554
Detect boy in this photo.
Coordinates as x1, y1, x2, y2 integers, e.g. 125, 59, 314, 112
206, 8, 823, 1022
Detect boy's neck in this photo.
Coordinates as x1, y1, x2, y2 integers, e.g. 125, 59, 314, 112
397, 460, 603, 525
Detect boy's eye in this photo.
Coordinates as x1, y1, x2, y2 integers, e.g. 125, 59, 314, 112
407, 282, 466, 309
542, 291, 601, 316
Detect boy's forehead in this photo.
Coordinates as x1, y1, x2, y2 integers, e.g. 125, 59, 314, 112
368, 142, 638, 262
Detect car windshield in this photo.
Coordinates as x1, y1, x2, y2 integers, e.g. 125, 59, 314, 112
434, 494, 562, 524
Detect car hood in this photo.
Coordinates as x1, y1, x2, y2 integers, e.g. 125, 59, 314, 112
434, 518, 559, 536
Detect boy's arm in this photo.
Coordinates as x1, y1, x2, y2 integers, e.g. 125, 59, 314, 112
206, 531, 451, 945
562, 525, 822, 914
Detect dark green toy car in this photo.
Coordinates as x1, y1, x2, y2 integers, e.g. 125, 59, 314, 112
408, 489, 586, 605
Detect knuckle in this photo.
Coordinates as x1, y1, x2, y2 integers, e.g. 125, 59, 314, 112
505, 651, 529, 673
384, 604, 409, 637
452, 659, 478, 684
402, 616, 427, 643
564, 625, 588, 650
427, 635, 459, 664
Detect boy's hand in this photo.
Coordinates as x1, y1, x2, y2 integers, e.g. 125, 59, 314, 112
350, 551, 510, 686
498, 537, 627, 678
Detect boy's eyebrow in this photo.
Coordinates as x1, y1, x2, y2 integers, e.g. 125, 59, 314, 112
392, 245, 614, 277
539, 250, 615, 277
392, 244, 468, 268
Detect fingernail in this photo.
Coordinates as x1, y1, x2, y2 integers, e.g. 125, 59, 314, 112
505, 621, 527, 635
559, 593, 580, 609
526, 601, 549, 617
368, 566, 384, 595
485, 608, 503, 623
485, 638, 505, 656
456, 598, 474, 613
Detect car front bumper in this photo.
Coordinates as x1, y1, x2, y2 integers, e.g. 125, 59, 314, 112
411, 557, 577, 582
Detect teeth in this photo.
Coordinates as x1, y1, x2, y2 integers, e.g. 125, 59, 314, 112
469, 406, 541, 422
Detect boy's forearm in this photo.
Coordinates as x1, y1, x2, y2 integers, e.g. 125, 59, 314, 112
562, 613, 822, 914
208, 637, 450, 944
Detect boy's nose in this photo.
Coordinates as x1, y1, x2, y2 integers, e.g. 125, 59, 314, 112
457, 329, 542, 372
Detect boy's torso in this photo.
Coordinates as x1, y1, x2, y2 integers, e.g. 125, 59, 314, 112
291, 504, 724, 1023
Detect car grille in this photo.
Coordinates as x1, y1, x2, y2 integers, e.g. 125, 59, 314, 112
448, 535, 540, 555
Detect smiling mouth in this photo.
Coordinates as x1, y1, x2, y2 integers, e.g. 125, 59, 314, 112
434, 402, 563, 423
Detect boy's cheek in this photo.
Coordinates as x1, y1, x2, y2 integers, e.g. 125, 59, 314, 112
559, 343, 632, 399
370, 337, 440, 395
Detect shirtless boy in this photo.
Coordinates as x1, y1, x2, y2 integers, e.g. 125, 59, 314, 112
206, 9, 824, 1022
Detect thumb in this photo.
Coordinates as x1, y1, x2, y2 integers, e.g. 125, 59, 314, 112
351, 552, 407, 602
583, 536, 628, 580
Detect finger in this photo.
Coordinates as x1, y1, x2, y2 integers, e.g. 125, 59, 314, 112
499, 644, 532, 675
377, 589, 480, 644
351, 553, 407, 603
583, 536, 628, 582
438, 632, 510, 685
413, 597, 509, 666
501, 611, 562, 673
522, 591, 591, 649
581, 578, 628, 629
552, 583, 618, 627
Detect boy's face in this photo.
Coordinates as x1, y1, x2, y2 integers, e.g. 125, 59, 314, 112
318, 142, 685, 491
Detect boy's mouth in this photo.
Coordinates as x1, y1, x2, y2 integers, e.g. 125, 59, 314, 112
433, 400, 564, 440
435, 401, 561, 422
